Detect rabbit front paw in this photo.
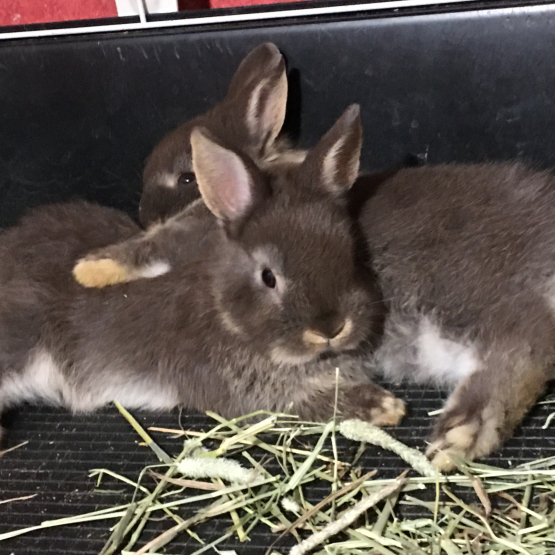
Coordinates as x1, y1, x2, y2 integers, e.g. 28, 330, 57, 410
371, 394, 407, 426
426, 403, 500, 471
73, 258, 131, 288
342, 385, 406, 426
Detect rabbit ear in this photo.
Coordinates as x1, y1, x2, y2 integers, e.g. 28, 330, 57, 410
303, 104, 362, 195
73, 234, 170, 288
191, 127, 258, 223
74, 202, 213, 289
226, 43, 288, 151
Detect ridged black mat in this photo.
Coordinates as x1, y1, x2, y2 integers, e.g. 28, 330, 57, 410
1, 381, 554, 555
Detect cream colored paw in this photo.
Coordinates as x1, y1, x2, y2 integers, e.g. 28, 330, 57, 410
426, 418, 500, 472
426, 436, 467, 472
73, 258, 131, 288
370, 395, 406, 427
429, 449, 457, 472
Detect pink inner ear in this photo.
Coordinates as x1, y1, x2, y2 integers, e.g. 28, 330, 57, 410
216, 150, 253, 219
192, 128, 254, 221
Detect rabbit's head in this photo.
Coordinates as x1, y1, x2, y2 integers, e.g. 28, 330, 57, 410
195, 104, 377, 364
140, 42, 293, 227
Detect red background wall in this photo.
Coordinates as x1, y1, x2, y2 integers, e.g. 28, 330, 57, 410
0, 0, 307, 27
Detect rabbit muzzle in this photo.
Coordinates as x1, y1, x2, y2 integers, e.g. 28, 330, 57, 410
302, 317, 354, 350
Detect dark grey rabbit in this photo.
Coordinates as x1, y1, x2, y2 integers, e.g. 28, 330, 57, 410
74, 43, 305, 288
0, 106, 406, 444
355, 163, 555, 469
139, 42, 304, 229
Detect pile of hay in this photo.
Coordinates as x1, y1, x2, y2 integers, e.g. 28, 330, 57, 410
2, 398, 554, 555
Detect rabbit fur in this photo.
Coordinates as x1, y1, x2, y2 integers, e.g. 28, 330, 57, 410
355, 164, 555, 469
139, 42, 305, 229
74, 43, 306, 289
0, 103, 406, 445
76, 43, 555, 470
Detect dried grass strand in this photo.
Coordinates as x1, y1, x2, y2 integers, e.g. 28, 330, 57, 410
289, 473, 407, 555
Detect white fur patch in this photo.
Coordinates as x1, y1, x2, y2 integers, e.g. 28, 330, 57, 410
263, 149, 307, 166
0, 350, 179, 414
158, 172, 179, 188
330, 318, 353, 346
303, 329, 328, 346
1, 350, 67, 407
137, 261, 171, 279
74, 371, 179, 412
269, 346, 317, 366
219, 310, 245, 336
416, 319, 478, 385
543, 275, 555, 313
303, 318, 353, 348
246, 78, 269, 136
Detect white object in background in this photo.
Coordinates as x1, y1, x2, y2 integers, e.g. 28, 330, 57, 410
115, 0, 179, 16
0, 1, 485, 42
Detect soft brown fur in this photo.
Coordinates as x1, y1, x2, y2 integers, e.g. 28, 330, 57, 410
358, 163, 555, 469
77, 43, 555, 469
76, 43, 306, 290
0, 108, 405, 444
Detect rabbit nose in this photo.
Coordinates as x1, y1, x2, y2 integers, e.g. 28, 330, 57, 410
315, 312, 347, 340
329, 320, 346, 339
303, 313, 349, 347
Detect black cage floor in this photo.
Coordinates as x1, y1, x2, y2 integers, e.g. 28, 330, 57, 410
1, 382, 554, 555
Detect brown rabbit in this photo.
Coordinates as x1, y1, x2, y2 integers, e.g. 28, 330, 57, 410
354, 163, 555, 469
77, 41, 552, 470
91, 148, 555, 471
74, 42, 305, 289
139, 42, 304, 229
141, 62, 555, 470
0, 106, 405, 443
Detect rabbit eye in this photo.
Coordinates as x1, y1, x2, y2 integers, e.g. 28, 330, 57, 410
261, 268, 276, 289
178, 172, 196, 186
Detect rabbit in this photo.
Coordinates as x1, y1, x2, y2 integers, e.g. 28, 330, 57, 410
74, 42, 305, 289
139, 41, 305, 229
140, 70, 555, 471
88, 152, 555, 472
75, 40, 555, 471
0, 105, 406, 445
351, 162, 555, 469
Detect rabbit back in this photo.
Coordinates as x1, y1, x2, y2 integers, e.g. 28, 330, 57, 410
360, 162, 555, 384
364, 163, 555, 318
358, 162, 555, 468
0, 202, 153, 411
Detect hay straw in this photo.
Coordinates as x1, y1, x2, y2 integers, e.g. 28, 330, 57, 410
339, 419, 440, 478
289, 473, 406, 555
0, 494, 37, 506
114, 401, 172, 465
286, 420, 334, 492
2, 406, 555, 554
542, 412, 555, 429
0, 440, 29, 457
176, 456, 261, 484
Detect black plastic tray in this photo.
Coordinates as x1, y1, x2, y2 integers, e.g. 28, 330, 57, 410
2, 1, 555, 553
1, 382, 553, 554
